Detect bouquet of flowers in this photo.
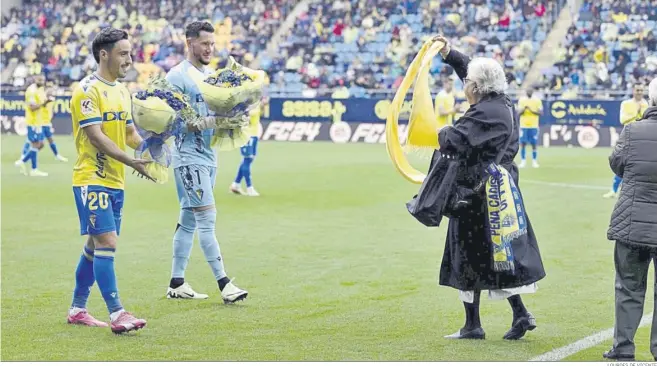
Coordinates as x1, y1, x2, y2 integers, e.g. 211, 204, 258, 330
132, 77, 204, 183
187, 56, 266, 151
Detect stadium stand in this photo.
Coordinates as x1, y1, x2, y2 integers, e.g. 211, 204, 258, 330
2, 0, 568, 97
1, 0, 291, 92
263, 0, 563, 98
538, 0, 657, 96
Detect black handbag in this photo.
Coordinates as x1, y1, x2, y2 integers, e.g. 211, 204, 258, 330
406, 106, 517, 226
405, 150, 460, 227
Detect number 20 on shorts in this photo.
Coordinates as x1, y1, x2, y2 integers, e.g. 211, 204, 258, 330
88, 192, 109, 210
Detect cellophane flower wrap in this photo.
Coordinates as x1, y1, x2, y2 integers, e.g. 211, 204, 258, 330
187, 56, 266, 151
132, 76, 204, 183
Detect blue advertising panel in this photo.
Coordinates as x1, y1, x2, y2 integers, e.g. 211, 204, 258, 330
0, 94, 628, 137
266, 98, 623, 126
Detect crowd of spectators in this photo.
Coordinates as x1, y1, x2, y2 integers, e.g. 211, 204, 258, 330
1, 0, 290, 92
538, 0, 657, 97
9, 0, 627, 100
263, 0, 561, 98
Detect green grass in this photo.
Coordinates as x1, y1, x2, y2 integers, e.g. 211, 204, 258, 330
1, 135, 653, 361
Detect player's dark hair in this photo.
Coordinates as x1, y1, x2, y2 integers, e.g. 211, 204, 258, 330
92, 27, 129, 63
185, 21, 214, 39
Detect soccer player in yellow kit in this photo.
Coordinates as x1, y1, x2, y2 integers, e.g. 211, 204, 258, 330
517, 88, 543, 168
230, 105, 261, 196
604, 84, 649, 198
67, 27, 154, 334
40, 83, 68, 163
15, 76, 68, 175
434, 78, 456, 127
15, 75, 51, 176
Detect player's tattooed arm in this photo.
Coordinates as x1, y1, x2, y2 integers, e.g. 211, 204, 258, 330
83, 124, 155, 181
125, 124, 143, 150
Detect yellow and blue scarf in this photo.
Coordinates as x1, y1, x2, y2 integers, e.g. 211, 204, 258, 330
485, 163, 527, 272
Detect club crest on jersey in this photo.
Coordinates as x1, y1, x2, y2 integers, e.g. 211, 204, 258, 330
103, 91, 108, 99
81, 99, 94, 115
196, 94, 204, 103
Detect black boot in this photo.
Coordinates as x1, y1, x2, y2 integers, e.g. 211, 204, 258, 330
444, 327, 486, 339
503, 295, 537, 340
602, 348, 634, 361
445, 291, 485, 340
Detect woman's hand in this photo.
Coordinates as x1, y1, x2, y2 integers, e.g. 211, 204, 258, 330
432, 35, 451, 59
437, 124, 451, 136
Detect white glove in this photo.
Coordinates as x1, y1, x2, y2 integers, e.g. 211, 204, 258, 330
200, 116, 218, 130
189, 114, 249, 131
187, 116, 218, 132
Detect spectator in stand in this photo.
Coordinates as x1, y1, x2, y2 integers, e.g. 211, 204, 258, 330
543, 0, 656, 93
263, 0, 562, 97
1, 0, 290, 90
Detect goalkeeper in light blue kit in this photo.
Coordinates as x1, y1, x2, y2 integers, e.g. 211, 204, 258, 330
164, 21, 248, 302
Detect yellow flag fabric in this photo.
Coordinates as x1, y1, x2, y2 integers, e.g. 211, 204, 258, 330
385, 39, 446, 184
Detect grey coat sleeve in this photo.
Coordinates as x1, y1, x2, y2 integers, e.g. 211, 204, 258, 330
610, 125, 630, 177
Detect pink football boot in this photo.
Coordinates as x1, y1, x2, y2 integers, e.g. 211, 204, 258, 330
67, 309, 109, 327
110, 311, 146, 334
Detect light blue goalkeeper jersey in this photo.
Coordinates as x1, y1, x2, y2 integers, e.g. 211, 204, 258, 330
166, 60, 216, 168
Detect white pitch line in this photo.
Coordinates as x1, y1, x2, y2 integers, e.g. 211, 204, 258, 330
521, 179, 609, 191
530, 312, 653, 361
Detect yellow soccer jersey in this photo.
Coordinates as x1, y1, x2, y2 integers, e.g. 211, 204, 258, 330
518, 97, 542, 128
24, 84, 47, 126
620, 98, 649, 125
42, 99, 55, 125
70, 74, 134, 190
434, 90, 456, 126
454, 100, 470, 120
248, 107, 261, 136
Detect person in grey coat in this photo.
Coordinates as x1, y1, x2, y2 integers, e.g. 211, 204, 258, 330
604, 77, 657, 362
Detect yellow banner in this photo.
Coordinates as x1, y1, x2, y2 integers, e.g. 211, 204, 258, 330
385, 39, 446, 184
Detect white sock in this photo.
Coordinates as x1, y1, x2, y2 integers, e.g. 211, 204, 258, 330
69, 307, 85, 316
110, 309, 126, 322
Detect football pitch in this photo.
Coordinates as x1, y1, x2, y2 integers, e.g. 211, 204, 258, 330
1, 135, 654, 361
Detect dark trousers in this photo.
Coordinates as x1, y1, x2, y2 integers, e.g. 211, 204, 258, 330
613, 241, 657, 356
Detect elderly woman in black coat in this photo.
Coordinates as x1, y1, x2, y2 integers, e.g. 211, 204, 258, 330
433, 36, 546, 340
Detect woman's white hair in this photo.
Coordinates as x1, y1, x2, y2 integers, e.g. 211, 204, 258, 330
467, 57, 508, 95
649, 77, 657, 106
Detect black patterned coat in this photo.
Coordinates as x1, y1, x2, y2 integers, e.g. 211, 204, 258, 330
436, 49, 546, 291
